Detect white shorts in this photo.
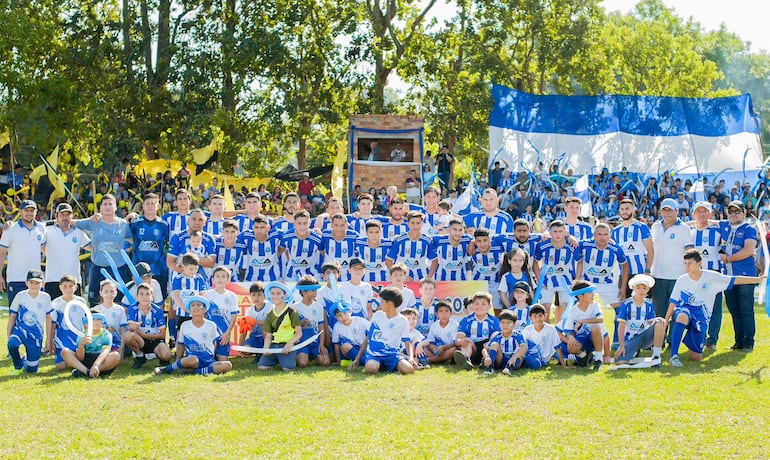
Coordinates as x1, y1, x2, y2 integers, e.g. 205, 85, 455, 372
538, 286, 570, 307
593, 283, 621, 306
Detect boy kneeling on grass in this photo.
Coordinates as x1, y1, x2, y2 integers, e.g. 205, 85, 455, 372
154, 296, 233, 376
351, 287, 415, 375
63, 313, 121, 379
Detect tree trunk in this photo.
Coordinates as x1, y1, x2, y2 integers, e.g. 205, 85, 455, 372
222, 0, 237, 111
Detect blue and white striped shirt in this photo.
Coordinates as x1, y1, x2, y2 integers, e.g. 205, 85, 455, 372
282, 231, 324, 280
355, 238, 392, 282
579, 241, 627, 285
432, 234, 472, 281
611, 221, 652, 275
534, 239, 582, 288
241, 232, 283, 282
387, 233, 436, 281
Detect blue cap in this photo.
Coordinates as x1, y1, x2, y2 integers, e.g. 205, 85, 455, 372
184, 296, 210, 311
329, 301, 352, 317
20, 200, 37, 210
660, 198, 678, 210
89, 313, 108, 325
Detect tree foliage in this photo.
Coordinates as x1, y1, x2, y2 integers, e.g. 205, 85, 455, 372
0, 0, 768, 180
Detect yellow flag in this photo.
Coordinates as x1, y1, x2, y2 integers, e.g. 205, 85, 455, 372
0, 128, 9, 148
192, 137, 217, 165
332, 140, 346, 201
222, 179, 235, 211
29, 144, 59, 184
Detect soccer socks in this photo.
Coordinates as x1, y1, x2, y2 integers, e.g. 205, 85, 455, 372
164, 360, 183, 373
487, 349, 498, 366
652, 347, 662, 359
593, 351, 604, 362
195, 364, 216, 375
670, 321, 686, 357
7, 337, 23, 370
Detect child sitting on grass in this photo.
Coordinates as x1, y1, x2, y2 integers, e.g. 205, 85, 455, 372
521, 304, 569, 369
422, 301, 459, 366
154, 296, 233, 376
351, 287, 415, 375
124, 283, 172, 369
331, 302, 370, 368
258, 283, 302, 372
454, 291, 501, 369
482, 310, 527, 375
64, 313, 121, 378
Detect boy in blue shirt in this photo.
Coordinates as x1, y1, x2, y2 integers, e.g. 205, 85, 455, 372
482, 310, 526, 375
124, 283, 172, 369
7, 270, 52, 374
614, 274, 665, 367
561, 281, 606, 371
454, 291, 501, 369
170, 253, 208, 355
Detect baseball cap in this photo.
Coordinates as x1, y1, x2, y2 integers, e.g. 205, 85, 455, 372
89, 313, 108, 325
135, 262, 152, 277
20, 200, 37, 210
56, 202, 73, 214
348, 257, 365, 268
727, 200, 746, 211
302, 171, 310, 177
628, 274, 655, 289
26, 270, 44, 282
513, 281, 530, 293
659, 198, 678, 210
529, 303, 546, 316
692, 201, 712, 211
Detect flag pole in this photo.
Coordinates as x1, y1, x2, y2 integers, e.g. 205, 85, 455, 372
34, 147, 86, 215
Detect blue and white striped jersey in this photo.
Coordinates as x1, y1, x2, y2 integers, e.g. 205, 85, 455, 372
281, 231, 324, 280
617, 297, 656, 341
691, 225, 723, 272
566, 220, 594, 241
355, 238, 392, 282
387, 233, 436, 281
579, 241, 627, 285
213, 241, 246, 281
463, 211, 514, 235
432, 234, 472, 281
487, 330, 525, 356
610, 221, 651, 275
457, 313, 501, 343
534, 239, 582, 288
322, 230, 360, 280
241, 232, 283, 282
162, 211, 190, 238
170, 273, 208, 317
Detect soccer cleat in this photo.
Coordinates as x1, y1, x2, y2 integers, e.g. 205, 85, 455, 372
649, 356, 662, 368
483, 367, 494, 375
592, 360, 603, 371
10, 368, 23, 376
416, 362, 431, 370
153, 367, 164, 376
576, 354, 590, 368
501, 367, 512, 376
132, 356, 147, 369
704, 343, 716, 352
669, 355, 683, 367
454, 350, 473, 370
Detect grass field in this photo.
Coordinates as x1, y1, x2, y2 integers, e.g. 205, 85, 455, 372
0, 307, 768, 459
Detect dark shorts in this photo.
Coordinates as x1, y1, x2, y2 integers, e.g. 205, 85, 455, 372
141, 338, 164, 354
83, 352, 114, 376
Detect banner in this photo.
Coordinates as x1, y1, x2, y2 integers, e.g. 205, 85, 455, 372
489, 84, 764, 175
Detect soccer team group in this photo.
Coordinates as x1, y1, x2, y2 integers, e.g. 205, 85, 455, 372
1, 183, 765, 378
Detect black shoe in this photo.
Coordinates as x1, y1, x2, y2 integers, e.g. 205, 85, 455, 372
728, 344, 742, 350
72, 369, 89, 379
592, 359, 603, 371
576, 354, 590, 368
132, 356, 147, 369
740, 346, 754, 352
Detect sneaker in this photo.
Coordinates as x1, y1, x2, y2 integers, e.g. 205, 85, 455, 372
704, 343, 716, 352
454, 350, 473, 370
576, 354, 590, 368
153, 367, 164, 376
10, 368, 23, 376
669, 355, 683, 367
728, 344, 741, 351
416, 361, 431, 370
132, 356, 147, 369
649, 356, 662, 368
592, 359, 603, 371
71, 369, 89, 379
483, 366, 494, 375
501, 367, 512, 376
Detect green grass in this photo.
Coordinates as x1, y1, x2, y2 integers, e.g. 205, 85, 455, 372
0, 308, 769, 458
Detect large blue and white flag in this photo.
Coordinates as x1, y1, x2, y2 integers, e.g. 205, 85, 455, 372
489, 84, 763, 174
451, 179, 479, 216
573, 175, 592, 217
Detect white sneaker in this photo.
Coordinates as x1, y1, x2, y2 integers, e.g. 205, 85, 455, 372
501, 367, 511, 376
669, 355, 683, 367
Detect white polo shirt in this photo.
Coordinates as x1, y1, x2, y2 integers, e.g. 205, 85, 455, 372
650, 219, 694, 280
0, 220, 46, 282
44, 225, 91, 284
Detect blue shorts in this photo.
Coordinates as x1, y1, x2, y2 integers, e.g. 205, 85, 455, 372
340, 345, 361, 361
296, 328, 320, 358
363, 351, 404, 372
523, 352, 551, 369
675, 307, 707, 354
193, 354, 216, 369
258, 344, 297, 370
215, 342, 231, 357
618, 328, 656, 362
493, 352, 516, 369
573, 331, 595, 352
243, 335, 265, 349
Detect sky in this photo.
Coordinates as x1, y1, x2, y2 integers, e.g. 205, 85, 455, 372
601, 0, 770, 52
